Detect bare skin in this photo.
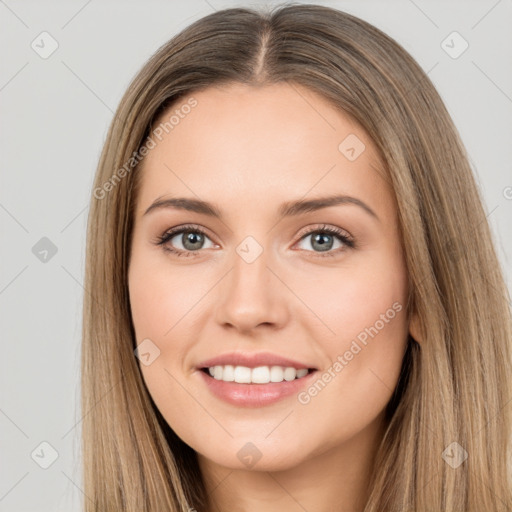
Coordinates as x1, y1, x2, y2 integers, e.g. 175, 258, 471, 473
128, 82, 421, 512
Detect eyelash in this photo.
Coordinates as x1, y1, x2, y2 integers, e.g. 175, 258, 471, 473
154, 223, 355, 259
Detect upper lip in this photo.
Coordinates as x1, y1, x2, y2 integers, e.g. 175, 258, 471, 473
196, 351, 317, 370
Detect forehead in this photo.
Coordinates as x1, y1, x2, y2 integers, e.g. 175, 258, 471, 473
136, 82, 393, 220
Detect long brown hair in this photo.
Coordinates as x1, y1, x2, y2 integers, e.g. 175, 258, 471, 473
81, 3, 512, 510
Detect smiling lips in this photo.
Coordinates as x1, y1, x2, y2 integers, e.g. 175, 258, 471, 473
196, 351, 319, 407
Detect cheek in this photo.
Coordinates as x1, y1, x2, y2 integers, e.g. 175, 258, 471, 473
129, 269, 169, 343
127, 253, 203, 428
128, 249, 215, 382
291, 254, 407, 342
128, 250, 203, 341
127, 247, 187, 393
292, 252, 409, 394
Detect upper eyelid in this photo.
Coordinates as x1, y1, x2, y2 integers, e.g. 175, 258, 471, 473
296, 224, 352, 240
162, 224, 215, 241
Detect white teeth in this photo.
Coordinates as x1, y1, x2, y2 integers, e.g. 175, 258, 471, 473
234, 366, 251, 383
283, 367, 297, 381
207, 365, 310, 383
222, 365, 235, 381
251, 366, 270, 384
270, 366, 284, 382
213, 366, 223, 380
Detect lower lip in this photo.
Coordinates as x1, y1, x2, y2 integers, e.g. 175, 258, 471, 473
197, 369, 318, 407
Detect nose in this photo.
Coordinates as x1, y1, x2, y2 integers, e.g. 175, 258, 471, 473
214, 243, 289, 334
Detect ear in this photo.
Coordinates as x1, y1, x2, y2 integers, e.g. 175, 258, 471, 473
408, 310, 422, 345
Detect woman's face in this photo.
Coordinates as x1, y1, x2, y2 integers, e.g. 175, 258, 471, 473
128, 82, 413, 472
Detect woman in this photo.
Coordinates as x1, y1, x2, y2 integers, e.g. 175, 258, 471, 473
82, 4, 512, 511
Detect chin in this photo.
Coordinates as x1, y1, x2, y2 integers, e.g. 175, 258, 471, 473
203, 448, 307, 472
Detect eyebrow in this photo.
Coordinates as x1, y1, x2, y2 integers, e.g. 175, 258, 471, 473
143, 194, 379, 222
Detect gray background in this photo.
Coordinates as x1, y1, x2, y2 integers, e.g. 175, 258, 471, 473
1, 0, 511, 510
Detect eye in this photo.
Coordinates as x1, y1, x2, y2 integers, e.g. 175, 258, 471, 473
294, 224, 355, 258
154, 223, 355, 258
154, 224, 216, 257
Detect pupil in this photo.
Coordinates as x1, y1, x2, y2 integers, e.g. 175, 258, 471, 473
184, 232, 203, 250
313, 233, 332, 252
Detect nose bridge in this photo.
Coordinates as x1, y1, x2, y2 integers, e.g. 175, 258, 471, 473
215, 235, 287, 331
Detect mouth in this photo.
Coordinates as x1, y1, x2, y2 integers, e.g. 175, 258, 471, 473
197, 365, 319, 407
199, 365, 318, 384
